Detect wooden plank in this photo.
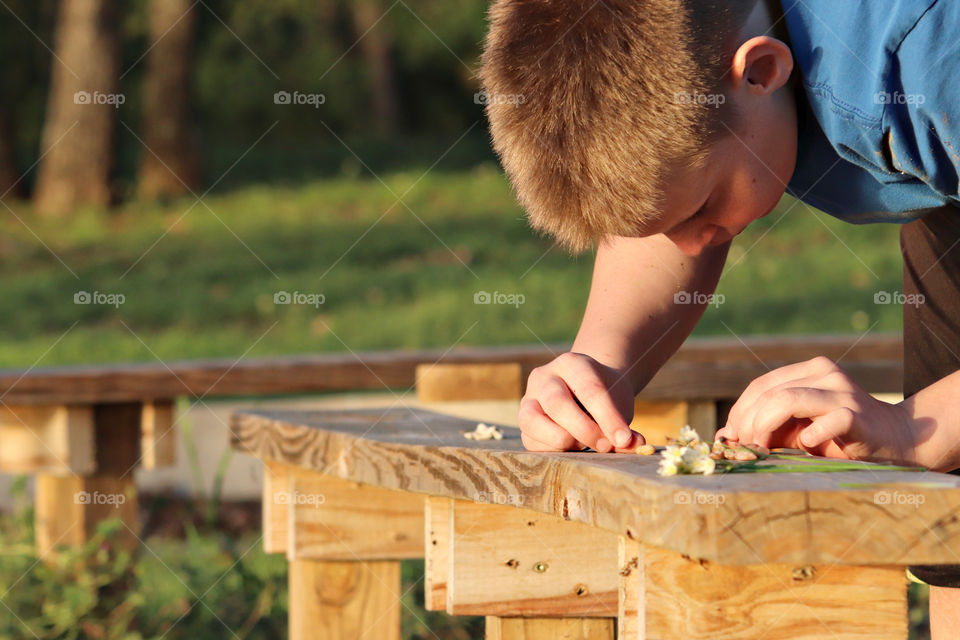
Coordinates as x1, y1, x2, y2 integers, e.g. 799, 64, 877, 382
140, 399, 176, 469
288, 472, 424, 561
447, 501, 618, 617
34, 403, 142, 554
618, 536, 644, 640
485, 616, 614, 639
231, 406, 960, 566
416, 362, 523, 402
262, 459, 298, 554
289, 559, 401, 640
424, 496, 451, 610
0, 334, 902, 404
0, 404, 95, 474
641, 546, 907, 640
35, 473, 139, 554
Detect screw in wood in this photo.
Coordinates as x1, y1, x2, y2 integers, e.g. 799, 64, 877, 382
533, 561, 548, 573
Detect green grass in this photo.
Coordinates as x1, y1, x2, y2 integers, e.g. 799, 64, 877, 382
0, 164, 903, 370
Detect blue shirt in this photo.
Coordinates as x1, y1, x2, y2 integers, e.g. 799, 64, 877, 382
783, 0, 960, 223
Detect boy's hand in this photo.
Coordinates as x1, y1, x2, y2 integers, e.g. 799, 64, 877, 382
715, 357, 920, 467
519, 352, 641, 453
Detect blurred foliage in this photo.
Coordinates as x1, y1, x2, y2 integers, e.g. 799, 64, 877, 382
0, 0, 492, 193
0, 166, 909, 367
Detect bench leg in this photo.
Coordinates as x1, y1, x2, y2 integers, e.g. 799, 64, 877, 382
34, 403, 142, 556
289, 559, 401, 640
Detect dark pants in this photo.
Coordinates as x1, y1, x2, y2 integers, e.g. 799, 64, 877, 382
902, 205, 960, 588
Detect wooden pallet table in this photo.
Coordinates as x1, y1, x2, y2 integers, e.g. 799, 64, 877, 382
231, 405, 960, 639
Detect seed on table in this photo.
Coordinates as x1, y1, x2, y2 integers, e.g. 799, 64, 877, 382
635, 444, 656, 456
734, 449, 758, 461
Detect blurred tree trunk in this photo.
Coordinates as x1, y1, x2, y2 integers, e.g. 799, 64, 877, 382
33, 0, 120, 216
136, 0, 198, 200
351, 0, 400, 136
0, 106, 20, 198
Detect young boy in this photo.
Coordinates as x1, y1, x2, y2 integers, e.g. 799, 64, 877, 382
480, 0, 960, 636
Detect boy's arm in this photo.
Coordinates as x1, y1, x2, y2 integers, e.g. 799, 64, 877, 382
520, 233, 730, 453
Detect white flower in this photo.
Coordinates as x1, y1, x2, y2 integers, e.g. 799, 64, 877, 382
678, 425, 700, 445
690, 455, 716, 475
658, 457, 679, 476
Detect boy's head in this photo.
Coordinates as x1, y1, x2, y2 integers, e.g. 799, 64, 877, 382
481, 0, 797, 255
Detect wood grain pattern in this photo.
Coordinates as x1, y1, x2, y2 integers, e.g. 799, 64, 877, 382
424, 496, 451, 610
447, 500, 619, 617
484, 616, 615, 639
641, 546, 907, 639
0, 334, 901, 404
288, 471, 424, 561
618, 536, 644, 640
0, 405, 94, 474
289, 559, 401, 640
231, 406, 960, 566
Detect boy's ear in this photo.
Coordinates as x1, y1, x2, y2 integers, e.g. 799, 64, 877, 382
730, 36, 793, 95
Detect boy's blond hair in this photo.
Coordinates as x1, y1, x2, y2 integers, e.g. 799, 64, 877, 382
481, 0, 758, 252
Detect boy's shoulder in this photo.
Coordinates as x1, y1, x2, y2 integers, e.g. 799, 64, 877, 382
783, 0, 959, 220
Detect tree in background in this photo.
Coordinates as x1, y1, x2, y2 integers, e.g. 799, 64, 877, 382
33, 0, 120, 215
136, 0, 199, 200
350, 0, 399, 137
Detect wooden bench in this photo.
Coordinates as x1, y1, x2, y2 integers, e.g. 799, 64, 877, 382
0, 334, 903, 557
231, 404, 960, 639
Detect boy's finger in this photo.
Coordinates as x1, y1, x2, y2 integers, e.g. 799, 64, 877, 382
730, 373, 834, 439
555, 362, 631, 448
750, 387, 850, 446
800, 408, 856, 449
727, 357, 838, 430
519, 398, 581, 451
535, 386, 607, 451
